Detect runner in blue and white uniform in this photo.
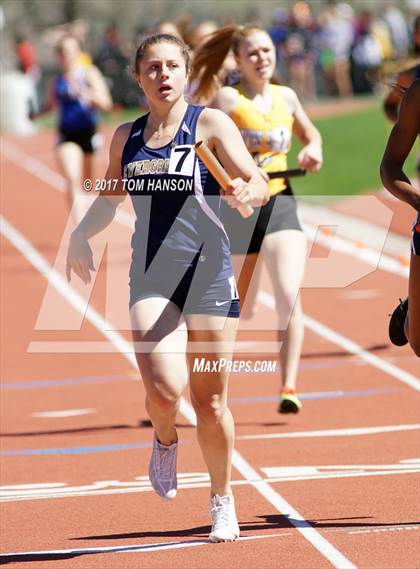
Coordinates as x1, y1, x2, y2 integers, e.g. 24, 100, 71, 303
66, 33, 268, 542
122, 104, 240, 317
48, 35, 112, 222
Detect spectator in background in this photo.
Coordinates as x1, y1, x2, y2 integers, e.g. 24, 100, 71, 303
383, 15, 420, 123
382, 1, 410, 59
157, 21, 182, 38
371, 15, 394, 63
409, 10, 420, 56
351, 10, 383, 94
318, 3, 354, 97
284, 1, 317, 101
268, 8, 289, 82
15, 34, 39, 77
94, 24, 136, 107
14, 33, 41, 114
188, 20, 218, 49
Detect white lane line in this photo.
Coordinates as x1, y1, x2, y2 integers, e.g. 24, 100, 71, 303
259, 291, 420, 391
1, 215, 357, 569
339, 289, 381, 300
302, 221, 409, 278
348, 526, 418, 535
32, 409, 95, 418
237, 423, 420, 441
231, 451, 356, 569
1, 140, 66, 192
0, 139, 408, 276
1, 525, 418, 561
299, 197, 411, 273
0, 216, 138, 368
1, 139, 134, 230
0, 532, 290, 560
2, 460, 418, 503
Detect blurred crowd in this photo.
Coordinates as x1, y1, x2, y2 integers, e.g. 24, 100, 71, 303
6, 0, 420, 113
267, 1, 419, 100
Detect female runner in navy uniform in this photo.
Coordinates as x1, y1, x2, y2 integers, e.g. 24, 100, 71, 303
66, 33, 268, 542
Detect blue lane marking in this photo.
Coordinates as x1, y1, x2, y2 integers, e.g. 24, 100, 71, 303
1, 375, 131, 390
0, 389, 399, 457
0, 359, 360, 391
228, 388, 400, 404
0, 442, 152, 456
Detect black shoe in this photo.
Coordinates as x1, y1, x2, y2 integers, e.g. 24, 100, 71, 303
388, 297, 408, 346
278, 390, 302, 414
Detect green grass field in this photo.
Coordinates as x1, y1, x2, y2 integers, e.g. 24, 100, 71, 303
288, 100, 417, 202
36, 99, 417, 202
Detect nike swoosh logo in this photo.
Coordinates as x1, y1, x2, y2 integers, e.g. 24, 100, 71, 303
215, 300, 230, 306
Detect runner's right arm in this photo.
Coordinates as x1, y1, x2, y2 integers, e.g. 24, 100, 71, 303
66, 123, 130, 283
380, 80, 420, 213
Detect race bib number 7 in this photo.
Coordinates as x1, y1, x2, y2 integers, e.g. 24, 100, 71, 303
168, 145, 195, 176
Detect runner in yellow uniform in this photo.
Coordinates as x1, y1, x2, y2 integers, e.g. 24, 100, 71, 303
190, 25, 323, 413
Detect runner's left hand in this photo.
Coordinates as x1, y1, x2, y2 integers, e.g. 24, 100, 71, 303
297, 143, 323, 172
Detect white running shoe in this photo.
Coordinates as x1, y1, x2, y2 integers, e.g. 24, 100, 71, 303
209, 494, 240, 542
148, 435, 178, 499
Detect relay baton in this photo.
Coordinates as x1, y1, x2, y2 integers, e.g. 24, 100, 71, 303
267, 168, 306, 179
194, 141, 254, 219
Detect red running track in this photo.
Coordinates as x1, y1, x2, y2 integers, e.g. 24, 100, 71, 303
1, 127, 419, 569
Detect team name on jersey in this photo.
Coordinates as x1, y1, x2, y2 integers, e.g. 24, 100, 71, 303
123, 158, 170, 179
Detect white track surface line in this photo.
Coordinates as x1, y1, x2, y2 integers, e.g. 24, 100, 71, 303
1, 458, 418, 502
2, 526, 418, 559
237, 423, 420, 440
1, 138, 409, 275
302, 220, 409, 278
0, 532, 290, 559
231, 451, 356, 569
31, 409, 95, 418
259, 291, 420, 391
298, 200, 411, 263
1, 140, 66, 192
1, 215, 357, 569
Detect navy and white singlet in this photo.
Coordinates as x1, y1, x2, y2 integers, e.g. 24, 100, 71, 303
121, 105, 240, 317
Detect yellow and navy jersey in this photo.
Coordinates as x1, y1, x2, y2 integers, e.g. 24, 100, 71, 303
230, 84, 294, 196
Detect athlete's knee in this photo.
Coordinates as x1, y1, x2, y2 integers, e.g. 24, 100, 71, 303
191, 393, 227, 424
146, 386, 179, 414
144, 373, 186, 411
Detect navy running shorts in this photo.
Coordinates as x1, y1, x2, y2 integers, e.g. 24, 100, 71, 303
129, 252, 240, 318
